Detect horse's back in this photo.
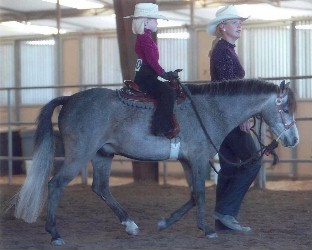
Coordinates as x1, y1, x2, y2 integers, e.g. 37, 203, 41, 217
66, 87, 116, 107
62, 87, 116, 111
58, 88, 119, 133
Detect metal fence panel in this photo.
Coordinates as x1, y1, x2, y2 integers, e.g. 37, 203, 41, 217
82, 36, 99, 85
82, 36, 123, 88
20, 40, 56, 104
240, 21, 312, 99
100, 37, 122, 87
295, 20, 312, 99
158, 27, 189, 81
241, 25, 290, 78
0, 42, 15, 105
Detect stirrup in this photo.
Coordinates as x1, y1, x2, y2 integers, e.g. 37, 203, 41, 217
165, 115, 180, 139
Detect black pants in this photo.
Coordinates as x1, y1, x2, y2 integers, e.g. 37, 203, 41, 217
134, 65, 176, 133
215, 126, 261, 217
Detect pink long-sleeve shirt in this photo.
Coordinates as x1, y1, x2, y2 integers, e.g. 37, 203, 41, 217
135, 29, 165, 75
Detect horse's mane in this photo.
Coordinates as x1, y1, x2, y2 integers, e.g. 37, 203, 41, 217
186, 79, 278, 96
185, 79, 297, 112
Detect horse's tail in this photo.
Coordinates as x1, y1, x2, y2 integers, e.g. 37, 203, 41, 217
14, 96, 70, 223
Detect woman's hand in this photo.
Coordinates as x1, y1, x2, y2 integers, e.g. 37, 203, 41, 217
239, 120, 251, 133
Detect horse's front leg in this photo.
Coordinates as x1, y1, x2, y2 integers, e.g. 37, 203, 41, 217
91, 152, 139, 235
158, 160, 196, 230
192, 165, 217, 238
158, 194, 195, 230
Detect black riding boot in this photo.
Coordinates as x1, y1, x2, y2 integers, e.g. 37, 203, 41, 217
152, 87, 176, 136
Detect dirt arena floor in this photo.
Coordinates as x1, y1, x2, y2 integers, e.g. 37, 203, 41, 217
0, 175, 311, 250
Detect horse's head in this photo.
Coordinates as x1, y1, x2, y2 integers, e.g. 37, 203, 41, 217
262, 80, 299, 148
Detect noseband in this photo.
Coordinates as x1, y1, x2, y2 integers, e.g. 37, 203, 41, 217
275, 88, 296, 141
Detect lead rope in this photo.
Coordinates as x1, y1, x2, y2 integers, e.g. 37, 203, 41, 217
180, 84, 279, 177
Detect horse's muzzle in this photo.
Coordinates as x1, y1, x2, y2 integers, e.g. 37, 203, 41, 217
286, 136, 299, 148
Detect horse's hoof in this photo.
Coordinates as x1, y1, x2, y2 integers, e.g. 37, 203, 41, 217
157, 218, 167, 230
206, 232, 218, 239
128, 226, 139, 236
51, 238, 65, 246
122, 220, 139, 235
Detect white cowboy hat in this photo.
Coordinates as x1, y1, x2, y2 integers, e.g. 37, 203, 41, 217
207, 5, 249, 36
123, 3, 168, 20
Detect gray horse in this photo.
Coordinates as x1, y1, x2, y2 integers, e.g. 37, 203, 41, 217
13, 78, 299, 245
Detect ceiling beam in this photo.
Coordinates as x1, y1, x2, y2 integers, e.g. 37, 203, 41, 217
1, 0, 311, 23
0, 7, 114, 23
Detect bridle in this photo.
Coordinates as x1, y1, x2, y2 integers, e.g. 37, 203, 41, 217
274, 87, 296, 141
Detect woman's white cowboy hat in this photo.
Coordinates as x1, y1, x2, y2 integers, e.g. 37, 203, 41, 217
124, 3, 168, 20
207, 5, 249, 35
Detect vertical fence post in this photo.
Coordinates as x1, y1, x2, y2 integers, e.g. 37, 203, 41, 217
7, 89, 13, 185
163, 161, 167, 185
290, 21, 298, 180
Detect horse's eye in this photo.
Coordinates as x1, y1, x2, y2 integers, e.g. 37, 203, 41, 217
283, 109, 289, 113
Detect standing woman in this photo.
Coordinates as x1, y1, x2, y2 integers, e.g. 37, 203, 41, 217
207, 5, 261, 232
124, 3, 178, 138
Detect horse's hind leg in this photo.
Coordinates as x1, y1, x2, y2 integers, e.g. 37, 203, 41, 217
91, 152, 139, 235
45, 159, 89, 246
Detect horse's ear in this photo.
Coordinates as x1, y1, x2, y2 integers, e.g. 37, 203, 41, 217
279, 80, 288, 95
280, 80, 286, 91
285, 81, 290, 89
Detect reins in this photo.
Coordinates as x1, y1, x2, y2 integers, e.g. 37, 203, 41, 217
249, 116, 279, 165
180, 84, 280, 177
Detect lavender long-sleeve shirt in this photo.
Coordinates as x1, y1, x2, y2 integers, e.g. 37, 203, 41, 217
210, 39, 245, 81
135, 29, 165, 75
